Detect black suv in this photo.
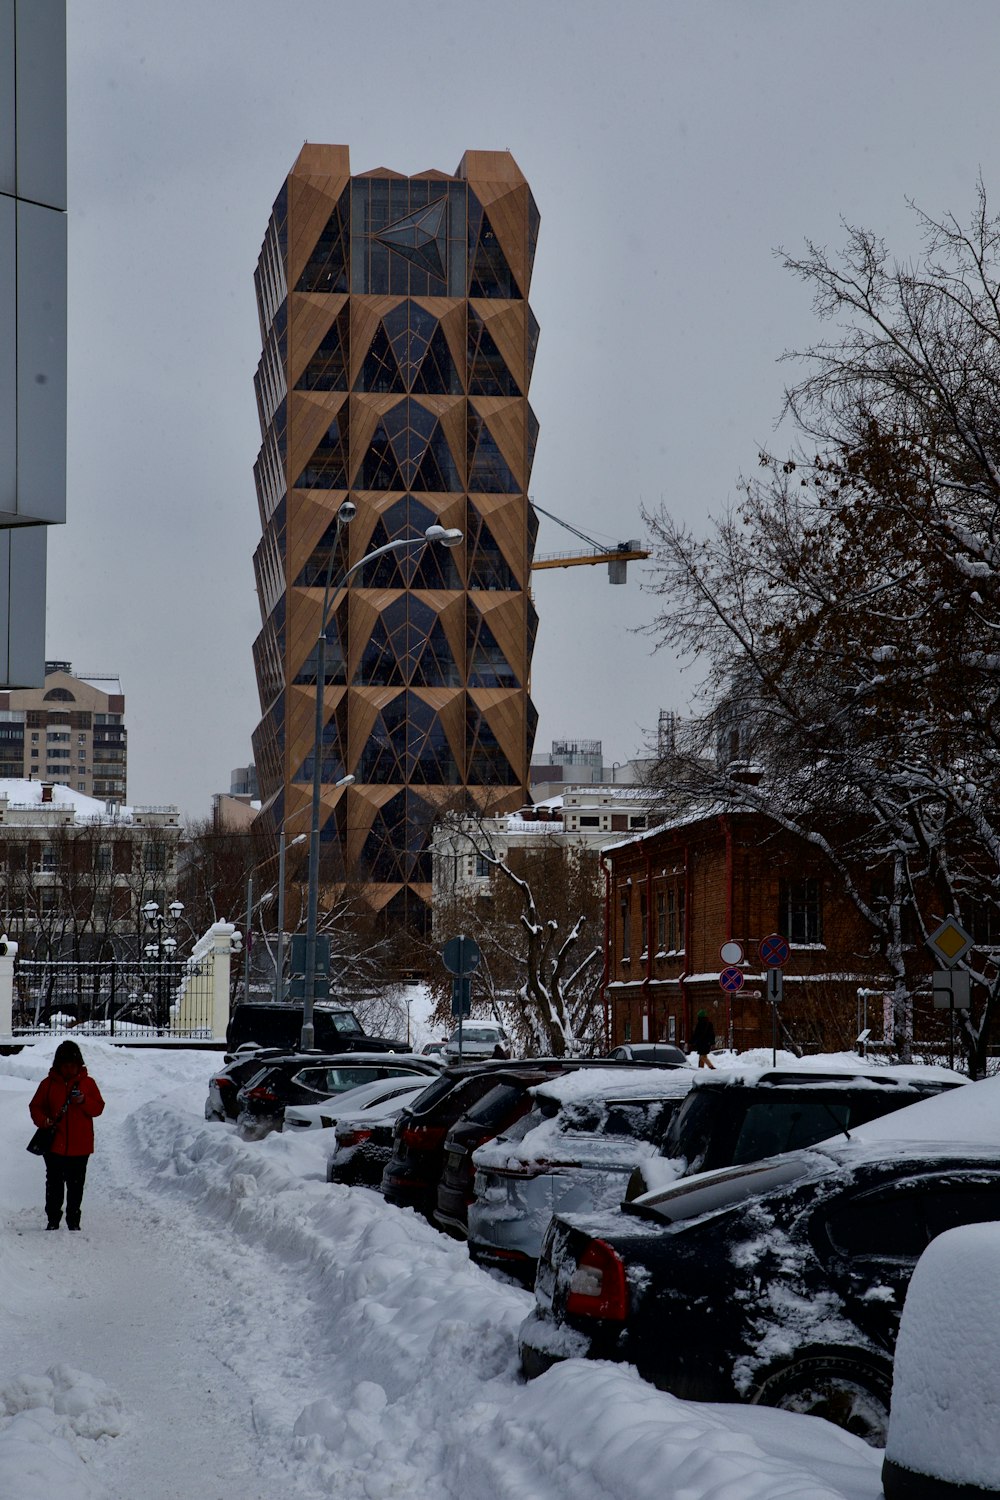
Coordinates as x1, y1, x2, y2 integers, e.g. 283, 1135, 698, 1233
627, 1066, 962, 1196
226, 1001, 406, 1054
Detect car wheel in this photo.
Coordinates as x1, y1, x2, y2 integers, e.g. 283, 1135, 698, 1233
750, 1347, 892, 1446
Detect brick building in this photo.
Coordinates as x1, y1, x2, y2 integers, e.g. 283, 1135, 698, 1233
602, 809, 895, 1055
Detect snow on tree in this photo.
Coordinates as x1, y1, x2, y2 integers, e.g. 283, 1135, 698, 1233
428, 812, 605, 1056
643, 185, 1000, 1075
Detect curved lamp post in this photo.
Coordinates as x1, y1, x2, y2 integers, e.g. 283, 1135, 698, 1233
300, 511, 463, 1049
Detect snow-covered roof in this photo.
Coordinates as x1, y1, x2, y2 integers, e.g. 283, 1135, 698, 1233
531, 1066, 696, 1105
0, 779, 177, 825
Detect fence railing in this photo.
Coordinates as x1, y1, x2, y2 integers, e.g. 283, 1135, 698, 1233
0, 923, 240, 1041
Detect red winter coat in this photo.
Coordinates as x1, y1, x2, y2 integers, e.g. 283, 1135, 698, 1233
29, 1068, 105, 1156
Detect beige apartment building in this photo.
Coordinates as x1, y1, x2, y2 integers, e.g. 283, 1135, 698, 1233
0, 661, 127, 804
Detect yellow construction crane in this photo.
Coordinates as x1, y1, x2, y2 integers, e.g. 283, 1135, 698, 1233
529, 502, 649, 584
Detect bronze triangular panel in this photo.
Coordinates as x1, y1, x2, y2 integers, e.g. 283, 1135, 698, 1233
286, 492, 347, 585
287, 173, 349, 290
482, 185, 528, 301
348, 300, 397, 389
470, 494, 526, 578
292, 304, 350, 393
293, 403, 351, 491
470, 594, 524, 681
468, 308, 521, 397
291, 187, 351, 296
289, 390, 347, 489
473, 301, 525, 388
290, 293, 348, 386
469, 398, 526, 489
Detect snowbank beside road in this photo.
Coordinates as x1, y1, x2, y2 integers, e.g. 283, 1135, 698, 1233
0, 1043, 885, 1500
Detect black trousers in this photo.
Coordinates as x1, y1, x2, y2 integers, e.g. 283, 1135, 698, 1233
43, 1153, 89, 1227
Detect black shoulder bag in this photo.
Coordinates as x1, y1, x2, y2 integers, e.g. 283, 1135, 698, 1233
27, 1092, 70, 1156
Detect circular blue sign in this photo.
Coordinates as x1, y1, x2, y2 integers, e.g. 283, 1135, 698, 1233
719, 965, 745, 993
758, 933, 790, 968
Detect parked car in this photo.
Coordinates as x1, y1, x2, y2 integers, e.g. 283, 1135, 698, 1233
466, 1067, 695, 1282
284, 1073, 436, 1132
520, 1078, 1000, 1446
235, 1052, 440, 1140
205, 1044, 285, 1121
441, 1022, 511, 1064
325, 1081, 437, 1189
627, 1064, 965, 1198
381, 1061, 564, 1218
434, 1066, 585, 1240
606, 1043, 689, 1068
225, 1000, 407, 1054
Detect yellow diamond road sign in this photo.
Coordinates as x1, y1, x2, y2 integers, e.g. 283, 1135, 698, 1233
927, 917, 974, 968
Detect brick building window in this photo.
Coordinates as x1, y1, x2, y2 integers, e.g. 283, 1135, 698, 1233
620, 886, 631, 960
780, 878, 822, 943
656, 890, 666, 949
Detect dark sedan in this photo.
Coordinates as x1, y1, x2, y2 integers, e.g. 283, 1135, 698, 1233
235, 1052, 440, 1140
381, 1061, 566, 1218
520, 1139, 1000, 1444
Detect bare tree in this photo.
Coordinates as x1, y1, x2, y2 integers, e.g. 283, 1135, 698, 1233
428, 814, 605, 1056
643, 186, 1000, 1075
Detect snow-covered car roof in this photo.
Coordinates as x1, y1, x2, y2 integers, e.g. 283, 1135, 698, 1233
286, 1077, 432, 1126
474, 1068, 696, 1174
688, 1060, 965, 1092
530, 1067, 695, 1106
830, 1070, 1000, 1150
324, 1081, 431, 1131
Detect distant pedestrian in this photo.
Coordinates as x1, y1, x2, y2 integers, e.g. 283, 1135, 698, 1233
29, 1041, 105, 1231
690, 1010, 716, 1069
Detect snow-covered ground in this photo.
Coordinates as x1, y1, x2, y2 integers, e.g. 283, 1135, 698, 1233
0, 1039, 884, 1500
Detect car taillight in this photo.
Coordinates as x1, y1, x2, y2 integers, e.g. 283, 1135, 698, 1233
247, 1086, 278, 1103
565, 1240, 629, 1322
214, 1078, 232, 1089
337, 1128, 374, 1148
402, 1124, 446, 1149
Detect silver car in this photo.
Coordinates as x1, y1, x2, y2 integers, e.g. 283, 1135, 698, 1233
441, 1022, 511, 1064
467, 1066, 694, 1283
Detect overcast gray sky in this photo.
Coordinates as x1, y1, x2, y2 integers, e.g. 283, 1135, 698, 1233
55, 0, 1000, 818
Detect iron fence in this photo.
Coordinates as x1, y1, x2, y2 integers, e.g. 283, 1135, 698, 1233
14, 952, 215, 1038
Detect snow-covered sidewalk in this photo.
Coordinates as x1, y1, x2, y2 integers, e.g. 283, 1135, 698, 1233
0, 1041, 883, 1500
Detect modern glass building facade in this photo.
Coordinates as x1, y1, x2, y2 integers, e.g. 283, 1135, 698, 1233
0, 1, 67, 687
251, 145, 540, 931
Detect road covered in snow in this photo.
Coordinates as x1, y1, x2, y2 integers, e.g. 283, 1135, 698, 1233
0, 1040, 884, 1500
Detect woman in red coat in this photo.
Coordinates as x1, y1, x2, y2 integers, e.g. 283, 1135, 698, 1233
29, 1040, 105, 1231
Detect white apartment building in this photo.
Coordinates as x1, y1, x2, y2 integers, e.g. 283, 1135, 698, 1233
431, 785, 657, 909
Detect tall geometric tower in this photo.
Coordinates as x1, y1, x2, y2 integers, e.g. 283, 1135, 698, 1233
251, 145, 540, 933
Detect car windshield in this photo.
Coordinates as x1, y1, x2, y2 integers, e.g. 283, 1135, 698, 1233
731, 1097, 852, 1164
328, 1011, 364, 1035
454, 1027, 502, 1044
629, 1156, 814, 1225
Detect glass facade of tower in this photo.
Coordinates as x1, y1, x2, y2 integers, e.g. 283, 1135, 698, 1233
251, 146, 539, 932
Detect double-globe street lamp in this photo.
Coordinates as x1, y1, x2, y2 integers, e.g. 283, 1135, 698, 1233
300, 502, 464, 1049
142, 898, 185, 1030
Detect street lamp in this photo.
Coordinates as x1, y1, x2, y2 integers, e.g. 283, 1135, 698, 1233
300, 510, 464, 1049
142, 899, 186, 1030
274, 830, 307, 1003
